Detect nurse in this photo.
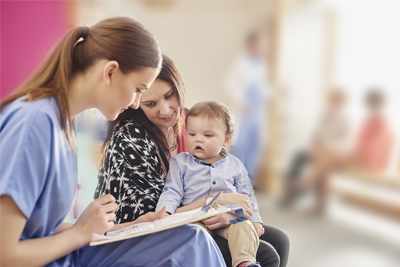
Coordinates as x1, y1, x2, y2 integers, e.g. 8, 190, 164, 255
0, 17, 225, 267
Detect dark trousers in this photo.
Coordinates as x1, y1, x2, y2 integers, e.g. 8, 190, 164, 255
213, 223, 290, 267
286, 151, 311, 182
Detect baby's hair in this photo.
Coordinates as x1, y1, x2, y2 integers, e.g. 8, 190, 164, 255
186, 101, 235, 135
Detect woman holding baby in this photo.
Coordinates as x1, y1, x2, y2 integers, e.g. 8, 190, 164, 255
95, 54, 290, 267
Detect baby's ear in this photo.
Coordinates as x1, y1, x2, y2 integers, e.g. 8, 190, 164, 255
223, 134, 233, 147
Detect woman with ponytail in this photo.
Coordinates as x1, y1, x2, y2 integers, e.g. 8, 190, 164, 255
0, 17, 225, 267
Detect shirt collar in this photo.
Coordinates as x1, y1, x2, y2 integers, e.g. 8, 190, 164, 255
220, 147, 228, 159
191, 147, 229, 166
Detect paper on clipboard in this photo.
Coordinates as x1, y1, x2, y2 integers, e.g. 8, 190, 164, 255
90, 204, 245, 246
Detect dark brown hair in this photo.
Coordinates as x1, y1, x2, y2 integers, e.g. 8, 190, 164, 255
186, 101, 235, 135
103, 54, 186, 159
365, 88, 385, 110
0, 17, 162, 150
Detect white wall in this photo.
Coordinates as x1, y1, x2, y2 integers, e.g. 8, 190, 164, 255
333, 0, 400, 175
277, 2, 331, 169
79, 0, 274, 108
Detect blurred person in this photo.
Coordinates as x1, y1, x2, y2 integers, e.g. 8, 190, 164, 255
283, 88, 393, 214
224, 30, 270, 185
95, 56, 290, 267
354, 89, 393, 173
156, 101, 264, 267
281, 89, 350, 211
0, 17, 226, 267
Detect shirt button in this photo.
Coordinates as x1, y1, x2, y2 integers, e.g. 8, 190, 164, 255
213, 181, 216, 185
211, 165, 215, 168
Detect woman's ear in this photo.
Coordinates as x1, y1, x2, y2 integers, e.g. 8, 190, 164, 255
223, 134, 233, 147
102, 61, 119, 86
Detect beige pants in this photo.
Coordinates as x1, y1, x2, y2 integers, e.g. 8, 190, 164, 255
194, 220, 259, 267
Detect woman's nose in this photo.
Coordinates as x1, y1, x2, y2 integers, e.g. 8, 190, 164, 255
159, 101, 170, 115
130, 93, 142, 110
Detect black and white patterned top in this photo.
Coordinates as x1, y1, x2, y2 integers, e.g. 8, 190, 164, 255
94, 119, 167, 224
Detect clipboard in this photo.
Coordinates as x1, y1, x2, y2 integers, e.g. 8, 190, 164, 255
90, 197, 245, 246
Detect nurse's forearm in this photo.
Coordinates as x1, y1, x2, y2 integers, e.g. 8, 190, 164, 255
54, 221, 74, 233
0, 195, 87, 267
12, 227, 86, 267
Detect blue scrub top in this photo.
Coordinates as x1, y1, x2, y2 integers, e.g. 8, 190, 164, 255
0, 97, 78, 266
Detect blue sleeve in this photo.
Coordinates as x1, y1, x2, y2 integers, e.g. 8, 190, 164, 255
0, 109, 53, 219
155, 156, 185, 214
233, 159, 263, 223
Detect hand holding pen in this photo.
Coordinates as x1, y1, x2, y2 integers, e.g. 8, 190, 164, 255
73, 183, 117, 243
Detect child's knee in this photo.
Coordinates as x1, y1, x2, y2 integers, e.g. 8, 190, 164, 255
233, 220, 256, 231
231, 221, 259, 242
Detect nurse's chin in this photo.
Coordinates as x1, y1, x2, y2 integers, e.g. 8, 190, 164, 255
105, 112, 120, 121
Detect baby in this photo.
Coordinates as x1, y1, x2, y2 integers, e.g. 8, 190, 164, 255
156, 101, 263, 267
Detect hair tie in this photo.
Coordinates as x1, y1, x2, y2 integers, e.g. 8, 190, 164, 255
74, 26, 89, 47
82, 26, 89, 39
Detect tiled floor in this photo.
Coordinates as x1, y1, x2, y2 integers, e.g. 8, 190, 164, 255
256, 193, 400, 267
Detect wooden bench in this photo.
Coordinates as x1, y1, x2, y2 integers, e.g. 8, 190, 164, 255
330, 167, 400, 221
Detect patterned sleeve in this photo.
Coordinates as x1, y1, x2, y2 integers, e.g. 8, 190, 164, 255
95, 120, 165, 224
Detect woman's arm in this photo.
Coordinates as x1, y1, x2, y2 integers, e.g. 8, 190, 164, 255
198, 192, 255, 230
96, 122, 166, 224
0, 194, 117, 267
176, 192, 253, 219
175, 197, 207, 213
53, 222, 74, 234
174, 195, 246, 230
201, 212, 237, 230
218, 193, 253, 219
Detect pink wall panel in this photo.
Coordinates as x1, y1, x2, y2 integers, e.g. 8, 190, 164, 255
1, 1, 69, 99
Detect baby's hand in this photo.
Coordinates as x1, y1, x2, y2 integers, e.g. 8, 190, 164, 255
134, 206, 169, 224
252, 222, 264, 237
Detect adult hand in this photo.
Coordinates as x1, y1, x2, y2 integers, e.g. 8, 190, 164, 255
201, 212, 236, 230
252, 222, 265, 237
218, 193, 253, 219
134, 206, 169, 224
73, 194, 117, 244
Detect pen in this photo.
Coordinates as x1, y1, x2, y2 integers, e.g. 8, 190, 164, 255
201, 191, 222, 213
105, 180, 110, 194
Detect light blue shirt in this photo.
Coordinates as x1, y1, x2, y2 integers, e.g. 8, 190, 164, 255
156, 150, 263, 223
0, 97, 79, 266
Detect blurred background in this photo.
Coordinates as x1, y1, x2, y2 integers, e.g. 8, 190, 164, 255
2, 0, 400, 266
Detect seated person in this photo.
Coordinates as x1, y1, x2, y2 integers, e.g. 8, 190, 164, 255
283, 88, 394, 214
354, 89, 393, 174
156, 101, 263, 267
0, 18, 225, 267
282, 89, 349, 206
95, 55, 288, 267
